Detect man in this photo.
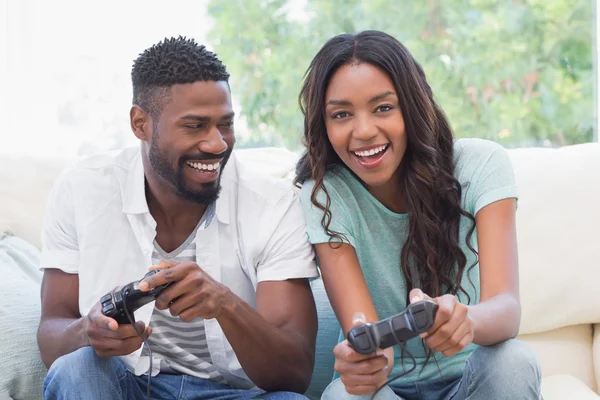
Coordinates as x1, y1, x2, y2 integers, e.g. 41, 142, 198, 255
38, 36, 319, 400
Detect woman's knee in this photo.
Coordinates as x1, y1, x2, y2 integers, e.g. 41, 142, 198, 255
321, 379, 399, 400
467, 339, 542, 397
479, 339, 541, 376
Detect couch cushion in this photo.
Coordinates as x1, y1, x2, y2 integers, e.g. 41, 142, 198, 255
508, 143, 600, 334
0, 235, 47, 400
542, 374, 600, 400
518, 324, 596, 392
0, 155, 71, 249
306, 278, 339, 400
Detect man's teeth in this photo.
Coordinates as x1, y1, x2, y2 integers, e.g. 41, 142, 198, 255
186, 161, 220, 171
353, 145, 387, 157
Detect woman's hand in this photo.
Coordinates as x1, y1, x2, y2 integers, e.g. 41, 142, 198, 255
334, 313, 394, 395
409, 288, 474, 357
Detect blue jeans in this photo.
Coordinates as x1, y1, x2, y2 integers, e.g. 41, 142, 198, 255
321, 339, 542, 400
43, 346, 308, 400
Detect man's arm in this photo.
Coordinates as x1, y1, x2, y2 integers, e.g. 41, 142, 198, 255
39, 269, 153, 368
144, 264, 318, 393
37, 269, 88, 368
218, 278, 317, 393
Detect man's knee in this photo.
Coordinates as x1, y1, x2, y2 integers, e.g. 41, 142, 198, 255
469, 339, 542, 396
43, 347, 124, 395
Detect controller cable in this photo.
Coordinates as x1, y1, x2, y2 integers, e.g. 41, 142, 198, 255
123, 293, 153, 400
370, 318, 417, 400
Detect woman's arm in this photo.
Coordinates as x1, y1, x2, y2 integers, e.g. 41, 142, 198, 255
316, 242, 379, 333
468, 197, 521, 345
410, 197, 520, 355
315, 242, 394, 395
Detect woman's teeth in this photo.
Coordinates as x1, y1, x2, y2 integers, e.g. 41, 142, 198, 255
353, 144, 387, 157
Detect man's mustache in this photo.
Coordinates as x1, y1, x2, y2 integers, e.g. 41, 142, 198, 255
180, 149, 231, 163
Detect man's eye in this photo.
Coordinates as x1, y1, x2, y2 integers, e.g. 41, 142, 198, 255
186, 125, 205, 129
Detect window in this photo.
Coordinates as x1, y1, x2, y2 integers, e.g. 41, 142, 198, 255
0, 0, 596, 157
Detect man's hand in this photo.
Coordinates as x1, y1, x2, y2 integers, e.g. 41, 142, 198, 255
409, 288, 474, 357
84, 299, 151, 358
140, 262, 232, 322
333, 315, 392, 395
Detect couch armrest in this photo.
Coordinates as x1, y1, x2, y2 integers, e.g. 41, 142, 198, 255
542, 375, 600, 399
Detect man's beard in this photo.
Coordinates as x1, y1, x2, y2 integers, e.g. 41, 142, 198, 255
148, 139, 232, 205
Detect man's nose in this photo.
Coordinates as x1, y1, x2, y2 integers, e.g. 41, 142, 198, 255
200, 126, 228, 156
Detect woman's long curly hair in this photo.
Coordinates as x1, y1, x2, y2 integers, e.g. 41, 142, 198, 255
294, 30, 477, 304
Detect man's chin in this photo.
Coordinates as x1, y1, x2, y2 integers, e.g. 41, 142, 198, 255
176, 182, 222, 205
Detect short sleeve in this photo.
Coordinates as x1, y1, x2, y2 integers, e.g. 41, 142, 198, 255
40, 173, 80, 273
299, 179, 356, 247
255, 190, 319, 283
460, 140, 519, 215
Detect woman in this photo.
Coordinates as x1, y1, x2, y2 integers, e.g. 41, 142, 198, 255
295, 30, 541, 400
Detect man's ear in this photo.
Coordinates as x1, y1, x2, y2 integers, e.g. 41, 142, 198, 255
130, 105, 152, 141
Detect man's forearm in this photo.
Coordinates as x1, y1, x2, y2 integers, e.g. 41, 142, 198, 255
38, 317, 89, 368
216, 294, 314, 393
468, 293, 521, 346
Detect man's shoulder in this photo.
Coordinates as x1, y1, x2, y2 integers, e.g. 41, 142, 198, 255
224, 151, 299, 209
57, 147, 139, 185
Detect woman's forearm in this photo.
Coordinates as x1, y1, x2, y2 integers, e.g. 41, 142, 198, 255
468, 293, 521, 345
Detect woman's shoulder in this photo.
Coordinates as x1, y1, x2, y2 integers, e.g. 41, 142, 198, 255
299, 165, 357, 204
453, 138, 512, 179
454, 137, 507, 159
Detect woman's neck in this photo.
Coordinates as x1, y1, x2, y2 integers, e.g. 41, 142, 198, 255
367, 167, 408, 214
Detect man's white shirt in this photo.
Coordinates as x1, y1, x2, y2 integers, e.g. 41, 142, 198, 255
40, 147, 319, 388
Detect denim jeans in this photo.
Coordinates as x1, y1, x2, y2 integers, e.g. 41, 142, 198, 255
321, 339, 542, 400
42, 346, 308, 400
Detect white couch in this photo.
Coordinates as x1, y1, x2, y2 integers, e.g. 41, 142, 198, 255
0, 142, 599, 399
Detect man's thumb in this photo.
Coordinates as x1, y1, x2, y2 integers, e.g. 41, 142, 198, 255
351, 312, 367, 327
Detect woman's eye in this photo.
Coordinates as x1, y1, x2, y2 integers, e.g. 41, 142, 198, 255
332, 111, 349, 119
375, 105, 393, 113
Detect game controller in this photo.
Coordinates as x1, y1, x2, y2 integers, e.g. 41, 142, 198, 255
347, 300, 439, 354
100, 269, 172, 324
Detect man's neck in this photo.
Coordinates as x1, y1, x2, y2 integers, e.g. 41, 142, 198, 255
145, 175, 207, 227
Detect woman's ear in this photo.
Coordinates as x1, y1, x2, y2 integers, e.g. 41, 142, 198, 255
130, 105, 151, 141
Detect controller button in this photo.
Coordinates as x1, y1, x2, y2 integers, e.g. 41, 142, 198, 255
412, 309, 429, 330
352, 332, 373, 353
101, 294, 112, 304
103, 304, 114, 313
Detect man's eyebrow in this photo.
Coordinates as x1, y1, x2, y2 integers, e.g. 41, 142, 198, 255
326, 91, 396, 106
220, 112, 235, 120
180, 115, 211, 123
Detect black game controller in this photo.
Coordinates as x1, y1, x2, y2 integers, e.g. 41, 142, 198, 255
101, 269, 172, 325
347, 300, 439, 354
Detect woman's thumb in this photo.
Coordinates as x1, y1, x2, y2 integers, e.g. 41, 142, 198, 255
409, 288, 428, 304
352, 312, 367, 327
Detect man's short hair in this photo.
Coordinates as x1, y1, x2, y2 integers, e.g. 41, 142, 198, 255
131, 36, 230, 119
